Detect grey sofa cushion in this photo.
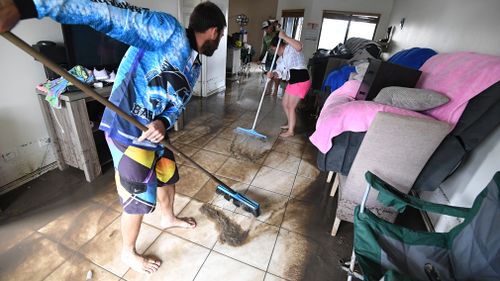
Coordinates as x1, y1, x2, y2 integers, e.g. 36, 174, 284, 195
374, 86, 449, 111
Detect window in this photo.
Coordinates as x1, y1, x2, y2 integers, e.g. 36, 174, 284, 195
281, 9, 304, 41
317, 11, 380, 50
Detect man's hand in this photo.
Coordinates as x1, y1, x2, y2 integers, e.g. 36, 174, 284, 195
138, 120, 166, 143
0, 0, 21, 32
266, 71, 276, 79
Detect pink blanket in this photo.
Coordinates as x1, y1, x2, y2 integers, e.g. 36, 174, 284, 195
309, 80, 430, 153
418, 52, 500, 127
309, 52, 500, 154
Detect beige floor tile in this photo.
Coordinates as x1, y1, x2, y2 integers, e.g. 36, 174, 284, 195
263, 151, 301, 174
216, 158, 261, 184
39, 202, 120, 251
279, 134, 307, 145
204, 137, 234, 156
0, 220, 34, 254
267, 229, 318, 281
264, 273, 287, 281
251, 167, 295, 196
194, 176, 238, 203
185, 115, 216, 129
91, 180, 119, 208
142, 194, 191, 229
229, 134, 274, 165
301, 143, 317, 161
123, 232, 210, 281
174, 125, 218, 147
187, 149, 229, 173
173, 143, 200, 165
236, 186, 288, 227
272, 139, 305, 158
281, 199, 317, 237
190, 133, 218, 148
110, 199, 123, 213
290, 176, 319, 201
194, 251, 265, 281
0, 232, 73, 281
297, 159, 321, 179
176, 165, 211, 197
166, 128, 186, 142
217, 126, 238, 141
229, 118, 253, 129
213, 213, 279, 270
45, 253, 120, 281
167, 199, 220, 248
193, 177, 249, 212
80, 218, 161, 277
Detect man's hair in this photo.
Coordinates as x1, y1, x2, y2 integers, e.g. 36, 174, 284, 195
188, 2, 226, 33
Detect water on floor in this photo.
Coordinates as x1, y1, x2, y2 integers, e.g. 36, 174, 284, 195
0, 71, 354, 281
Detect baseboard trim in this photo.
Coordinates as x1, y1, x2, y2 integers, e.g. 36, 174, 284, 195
0, 162, 58, 195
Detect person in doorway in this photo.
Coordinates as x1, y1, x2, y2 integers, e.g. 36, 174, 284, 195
259, 19, 280, 96
0, 0, 226, 275
267, 31, 311, 138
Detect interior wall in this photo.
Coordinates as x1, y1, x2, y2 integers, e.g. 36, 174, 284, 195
276, 0, 395, 59
387, 0, 500, 56
0, 18, 61, 188
387, 0, 500, 231
0, 1, 179, 188
228, 0, 278, 60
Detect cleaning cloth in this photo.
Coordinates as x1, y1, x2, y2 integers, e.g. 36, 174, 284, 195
37, 65, 95, 109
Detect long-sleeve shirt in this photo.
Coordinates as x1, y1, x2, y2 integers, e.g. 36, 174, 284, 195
17, 0, 201, 150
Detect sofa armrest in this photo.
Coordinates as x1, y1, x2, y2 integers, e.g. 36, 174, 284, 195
337, 112, 450, 222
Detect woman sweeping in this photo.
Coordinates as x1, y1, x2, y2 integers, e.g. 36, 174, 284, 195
267, 31, 311, 138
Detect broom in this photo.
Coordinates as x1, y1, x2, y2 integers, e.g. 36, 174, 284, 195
234, 37, 282, 140
1, 31, 261, 217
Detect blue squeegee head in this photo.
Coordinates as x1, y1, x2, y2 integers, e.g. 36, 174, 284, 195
215, 185, 261, 217
235, 127, 267, 140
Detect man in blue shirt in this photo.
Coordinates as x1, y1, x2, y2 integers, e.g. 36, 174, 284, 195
1, 0, 226, 274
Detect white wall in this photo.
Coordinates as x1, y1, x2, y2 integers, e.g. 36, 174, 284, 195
182, 0, 228, 97
276, 0, 395, 59
0, 18, 61, 188
0, 1, 179, 188
386, 0, 500, 231
387, 0, 500, 56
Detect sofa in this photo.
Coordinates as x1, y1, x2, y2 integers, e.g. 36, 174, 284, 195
310, 52, 500, 235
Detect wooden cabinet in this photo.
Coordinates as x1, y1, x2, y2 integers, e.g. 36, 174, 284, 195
37, 87, 112, 182
37, 87, 185, 182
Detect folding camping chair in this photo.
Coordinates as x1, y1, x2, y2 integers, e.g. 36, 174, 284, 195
341, 171, 500, 281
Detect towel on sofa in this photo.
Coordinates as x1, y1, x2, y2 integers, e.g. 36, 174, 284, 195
388, 47, 437, 70
418, 52, 500, 128
309, 80, 432, 153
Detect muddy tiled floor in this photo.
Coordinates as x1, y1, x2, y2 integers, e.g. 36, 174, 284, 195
0, 71, 355, 281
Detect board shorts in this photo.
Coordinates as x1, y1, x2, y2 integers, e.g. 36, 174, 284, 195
105, 134, 179, 214
286, 79, 312, 99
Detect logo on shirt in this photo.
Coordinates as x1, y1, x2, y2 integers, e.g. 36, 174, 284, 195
147, 60, 191, 105
131, 103, 153, 120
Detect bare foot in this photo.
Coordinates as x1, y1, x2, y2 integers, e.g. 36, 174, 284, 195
279, 131, 294, 138
121, 250, 161, 274
280, 125, 289, 130
161, 216, 197, 229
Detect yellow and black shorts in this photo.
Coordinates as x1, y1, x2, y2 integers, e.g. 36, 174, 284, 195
106, 135, 179, 214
